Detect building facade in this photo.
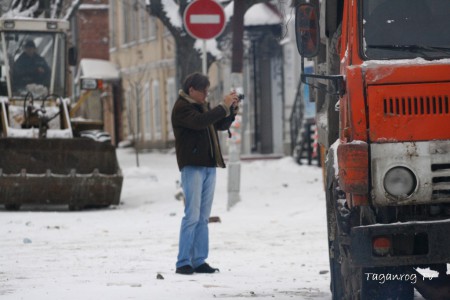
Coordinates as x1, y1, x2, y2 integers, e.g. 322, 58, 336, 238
109, 0, 176, 149
69, 0, 122, 146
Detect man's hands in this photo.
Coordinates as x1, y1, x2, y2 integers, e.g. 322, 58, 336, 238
224, 91, 239, 109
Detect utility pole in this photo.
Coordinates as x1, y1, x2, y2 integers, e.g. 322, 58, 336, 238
227, 0, 245, 210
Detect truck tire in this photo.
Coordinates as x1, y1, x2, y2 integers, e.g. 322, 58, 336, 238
327, 187, 363, 299
326, 179, 345, 299
326, 158, 414, 299
325, 148, 362, 300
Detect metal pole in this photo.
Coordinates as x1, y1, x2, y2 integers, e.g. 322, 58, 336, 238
227, 0, 245, 210
202, 39, 207, 75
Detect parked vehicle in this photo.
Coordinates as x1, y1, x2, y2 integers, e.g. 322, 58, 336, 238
294, 0, 450, 298
0, 18, 122, 210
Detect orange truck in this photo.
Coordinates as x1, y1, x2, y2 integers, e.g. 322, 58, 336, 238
294, 0, 450, 299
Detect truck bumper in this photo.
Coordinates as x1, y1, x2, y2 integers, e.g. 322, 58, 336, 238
351, 218, 450, 267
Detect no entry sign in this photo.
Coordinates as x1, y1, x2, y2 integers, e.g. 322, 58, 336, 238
183, 0, 226, 40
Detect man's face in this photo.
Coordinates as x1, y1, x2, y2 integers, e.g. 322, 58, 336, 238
189, 86, 209, 104
24, 46, 36, 57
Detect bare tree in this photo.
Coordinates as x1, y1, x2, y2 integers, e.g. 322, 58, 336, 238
4, 0, 81, 19
126, 70, 152, 168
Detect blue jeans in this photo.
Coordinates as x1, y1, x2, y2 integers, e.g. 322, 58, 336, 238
176, 166, 216, 268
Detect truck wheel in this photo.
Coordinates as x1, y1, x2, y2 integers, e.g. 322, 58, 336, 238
326, 172, 413, 299
327, 181, 363, 300
5, 204, 21, 211
325, 149, 361, 299
326, 182, 345, 299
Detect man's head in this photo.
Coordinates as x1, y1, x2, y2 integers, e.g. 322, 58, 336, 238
23, 40, 37, 57
183, 72, 210, 104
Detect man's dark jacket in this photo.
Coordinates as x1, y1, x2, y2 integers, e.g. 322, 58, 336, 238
172, 90, 236, 171
13, 53, 50, 89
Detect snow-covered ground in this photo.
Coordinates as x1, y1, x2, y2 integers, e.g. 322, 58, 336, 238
0, 148, 427, 299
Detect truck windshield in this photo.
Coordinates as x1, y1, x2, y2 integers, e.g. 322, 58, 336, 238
0, 32, 66, 98
362, 0, 450, 60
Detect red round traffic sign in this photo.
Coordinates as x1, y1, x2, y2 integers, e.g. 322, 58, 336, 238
183, 0, 226, 40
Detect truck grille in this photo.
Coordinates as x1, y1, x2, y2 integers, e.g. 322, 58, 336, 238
431, 163, 450, 200
383, 96, 449, 116
368, 82, 450, 142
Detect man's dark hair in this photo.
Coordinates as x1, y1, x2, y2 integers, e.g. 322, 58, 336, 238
24, 39, 36, 49
182, 72, 210, 94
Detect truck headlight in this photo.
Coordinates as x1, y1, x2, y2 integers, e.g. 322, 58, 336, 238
383, 167, 417, 198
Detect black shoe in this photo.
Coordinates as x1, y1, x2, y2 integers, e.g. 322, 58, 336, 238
194, 263, 219, 273
175, 265, 194, 275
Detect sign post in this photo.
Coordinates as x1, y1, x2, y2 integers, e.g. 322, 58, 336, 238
183, 0, 226, 74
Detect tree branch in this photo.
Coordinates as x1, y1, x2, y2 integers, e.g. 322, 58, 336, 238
148, 0, 184, 39
63, 0, 82, 20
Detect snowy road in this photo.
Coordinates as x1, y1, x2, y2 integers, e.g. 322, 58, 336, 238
0, 148, 426, 299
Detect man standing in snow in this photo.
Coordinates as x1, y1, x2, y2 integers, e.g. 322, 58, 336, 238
172, 72, 238, 275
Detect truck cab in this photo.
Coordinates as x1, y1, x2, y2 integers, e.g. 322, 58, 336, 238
295, 0, 450, 299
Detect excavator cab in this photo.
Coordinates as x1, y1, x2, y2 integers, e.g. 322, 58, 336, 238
0, 19, 122, 210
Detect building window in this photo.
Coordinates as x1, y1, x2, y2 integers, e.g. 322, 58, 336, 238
121, 2, 129, 44
149, 17, 157, 39
138, 4, 156, 41
109, 0, 116, 49
122, 0, 139, 45
125, 88, 135, 139
166, 77, 176, 139
139, 3, 149, 41
144, 82, 152, 140
152, 80, 161, 139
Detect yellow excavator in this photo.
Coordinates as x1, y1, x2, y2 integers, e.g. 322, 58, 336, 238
0, 18, 122, 210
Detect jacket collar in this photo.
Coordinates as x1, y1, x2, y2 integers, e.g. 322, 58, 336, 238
179, 89, 208, 106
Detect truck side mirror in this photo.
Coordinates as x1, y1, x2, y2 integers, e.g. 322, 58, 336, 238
295, 3, 320, 58
68, 47, 77, 66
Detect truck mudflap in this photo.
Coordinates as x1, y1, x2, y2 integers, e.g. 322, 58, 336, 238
350, 219, 450, 267
0, 138, 123, 209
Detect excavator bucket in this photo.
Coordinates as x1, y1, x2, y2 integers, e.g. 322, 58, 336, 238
0, 138, 123, 210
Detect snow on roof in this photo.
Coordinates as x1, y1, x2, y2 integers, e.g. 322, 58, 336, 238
362, 57, 450, 67
192, 2, 283, 59
244, 3, 282, 26
79, 4, 109, 10
78, 58, 120, 81
225, 2, 282, 26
